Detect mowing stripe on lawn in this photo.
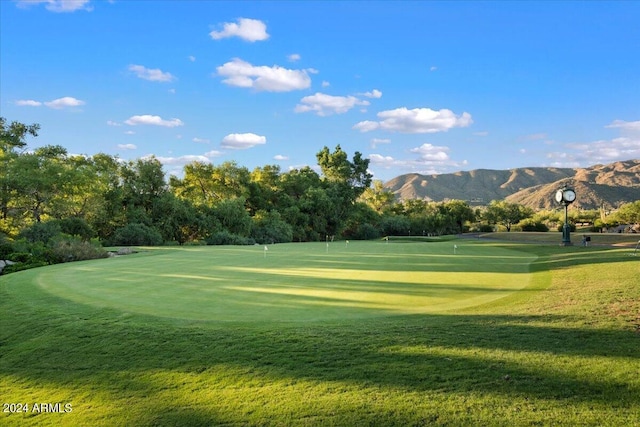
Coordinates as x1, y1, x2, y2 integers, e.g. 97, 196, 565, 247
16, 240, 537, 322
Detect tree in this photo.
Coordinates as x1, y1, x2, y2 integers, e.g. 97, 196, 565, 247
247, 164, 282, 214
151, 193, 202, 244
612, 201, 640, 226
442, 200, 476, 234
121, 157, 167, 217
251, 210, 293, 244
279, 166, 321, 201
9, 145, 70, 223
0, 118, 40, 226
211, 197, 252, 237
89, 153, 126, 241
483, 200, 533, 232
170, 161, 250, 208
316, 145, 372, 194
359, 180, 395, 213
316, 145, 372, 235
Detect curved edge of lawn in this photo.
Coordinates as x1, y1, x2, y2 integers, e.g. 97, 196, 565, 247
3, 240, 539, 324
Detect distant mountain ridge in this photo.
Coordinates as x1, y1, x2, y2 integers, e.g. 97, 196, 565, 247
383, 159, 640, 210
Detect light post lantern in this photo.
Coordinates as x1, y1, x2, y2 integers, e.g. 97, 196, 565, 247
555, 185, 576, 246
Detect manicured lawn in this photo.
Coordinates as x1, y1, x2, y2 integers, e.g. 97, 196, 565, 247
1, 239, 638, 426
27, 241, 537, 322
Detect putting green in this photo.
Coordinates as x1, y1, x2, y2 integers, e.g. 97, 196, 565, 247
9, 240, 537, 322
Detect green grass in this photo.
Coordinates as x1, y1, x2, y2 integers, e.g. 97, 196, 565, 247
26, 241, 536, 322
1, 239, 638, 426
480, 231, 640, 247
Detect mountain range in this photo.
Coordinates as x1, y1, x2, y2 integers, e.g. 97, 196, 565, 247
383, 159, 640, 210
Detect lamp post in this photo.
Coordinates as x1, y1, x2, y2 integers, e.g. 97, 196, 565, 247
555, 185, 576, 246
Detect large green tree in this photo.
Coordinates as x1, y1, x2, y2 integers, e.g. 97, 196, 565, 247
359, 180, 396, 214
0, 117, 40, 233
483, 200, 534, 232
612, 200, 640, 225
170, 161, 250, 208
9, 145, 71, 223
316, 145, 372, 235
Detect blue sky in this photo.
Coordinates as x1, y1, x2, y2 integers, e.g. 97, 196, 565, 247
1, 0, 639, 181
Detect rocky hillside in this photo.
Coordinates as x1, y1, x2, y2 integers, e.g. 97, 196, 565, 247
383, 159, 640, 210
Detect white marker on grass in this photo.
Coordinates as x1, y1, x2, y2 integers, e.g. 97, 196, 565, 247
264, 245, 268, 258
454, 244, 458, 254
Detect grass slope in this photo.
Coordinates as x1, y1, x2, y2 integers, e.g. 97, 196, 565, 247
1, 240, 638, 426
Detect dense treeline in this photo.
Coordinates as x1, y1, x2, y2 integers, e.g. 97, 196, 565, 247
1, 118, 638, 273
0, 117, 475, 246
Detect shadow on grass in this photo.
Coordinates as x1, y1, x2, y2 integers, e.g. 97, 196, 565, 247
1, 288, 639, 425
1, 245, 638, 425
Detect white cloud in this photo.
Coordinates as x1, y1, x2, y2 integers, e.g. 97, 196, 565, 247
359, 89, 382, 99
124, 130, 135, 135
204, 150, 223, 158
409, 143, 451, 162
274, 154, 289, 161
606, 119, 640, 133
15, 99, 42, 107
369, 144, 464, 176
221, 133, 266, 149
129, 64, 175, 82
117, 144, 137, 150
216, 58, 313, 92
430, 66, 438, 72
44, 96, 85, 109
352, 120, 379, 133
193, 137, 210, 144
16, 97, 85, 109
124, 115, 184, 127
210, 18, 269, 42
288, 53, 301, 62
17, 0, 92, 12
188, 55, 196, 62
370, 138, 391, 148
547, 135, 640, 168
353, 107, 472, 134
295, 92, 369, 116
152, 155, 212, 166
369, 154, 398, 167
107, 120, 121, 126
322, 81, 330, 88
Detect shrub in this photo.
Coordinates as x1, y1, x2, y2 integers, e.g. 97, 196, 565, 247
520, 220, 550, 232
2, 261, 49, 275
351, 223, 381, 240
251, 211, 293, 244
57, 218, 95, 241
379, 215, 411, 236
18, 221, 61, 244
0, 241, 14, 260
206, 230, 255, 246
557, 223, 576, 232
109, 223, 164, 246
7, 252, 31, 263
51, 239, 109, 263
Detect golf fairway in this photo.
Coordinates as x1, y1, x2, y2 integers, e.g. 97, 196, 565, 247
13, 240, 537, 322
